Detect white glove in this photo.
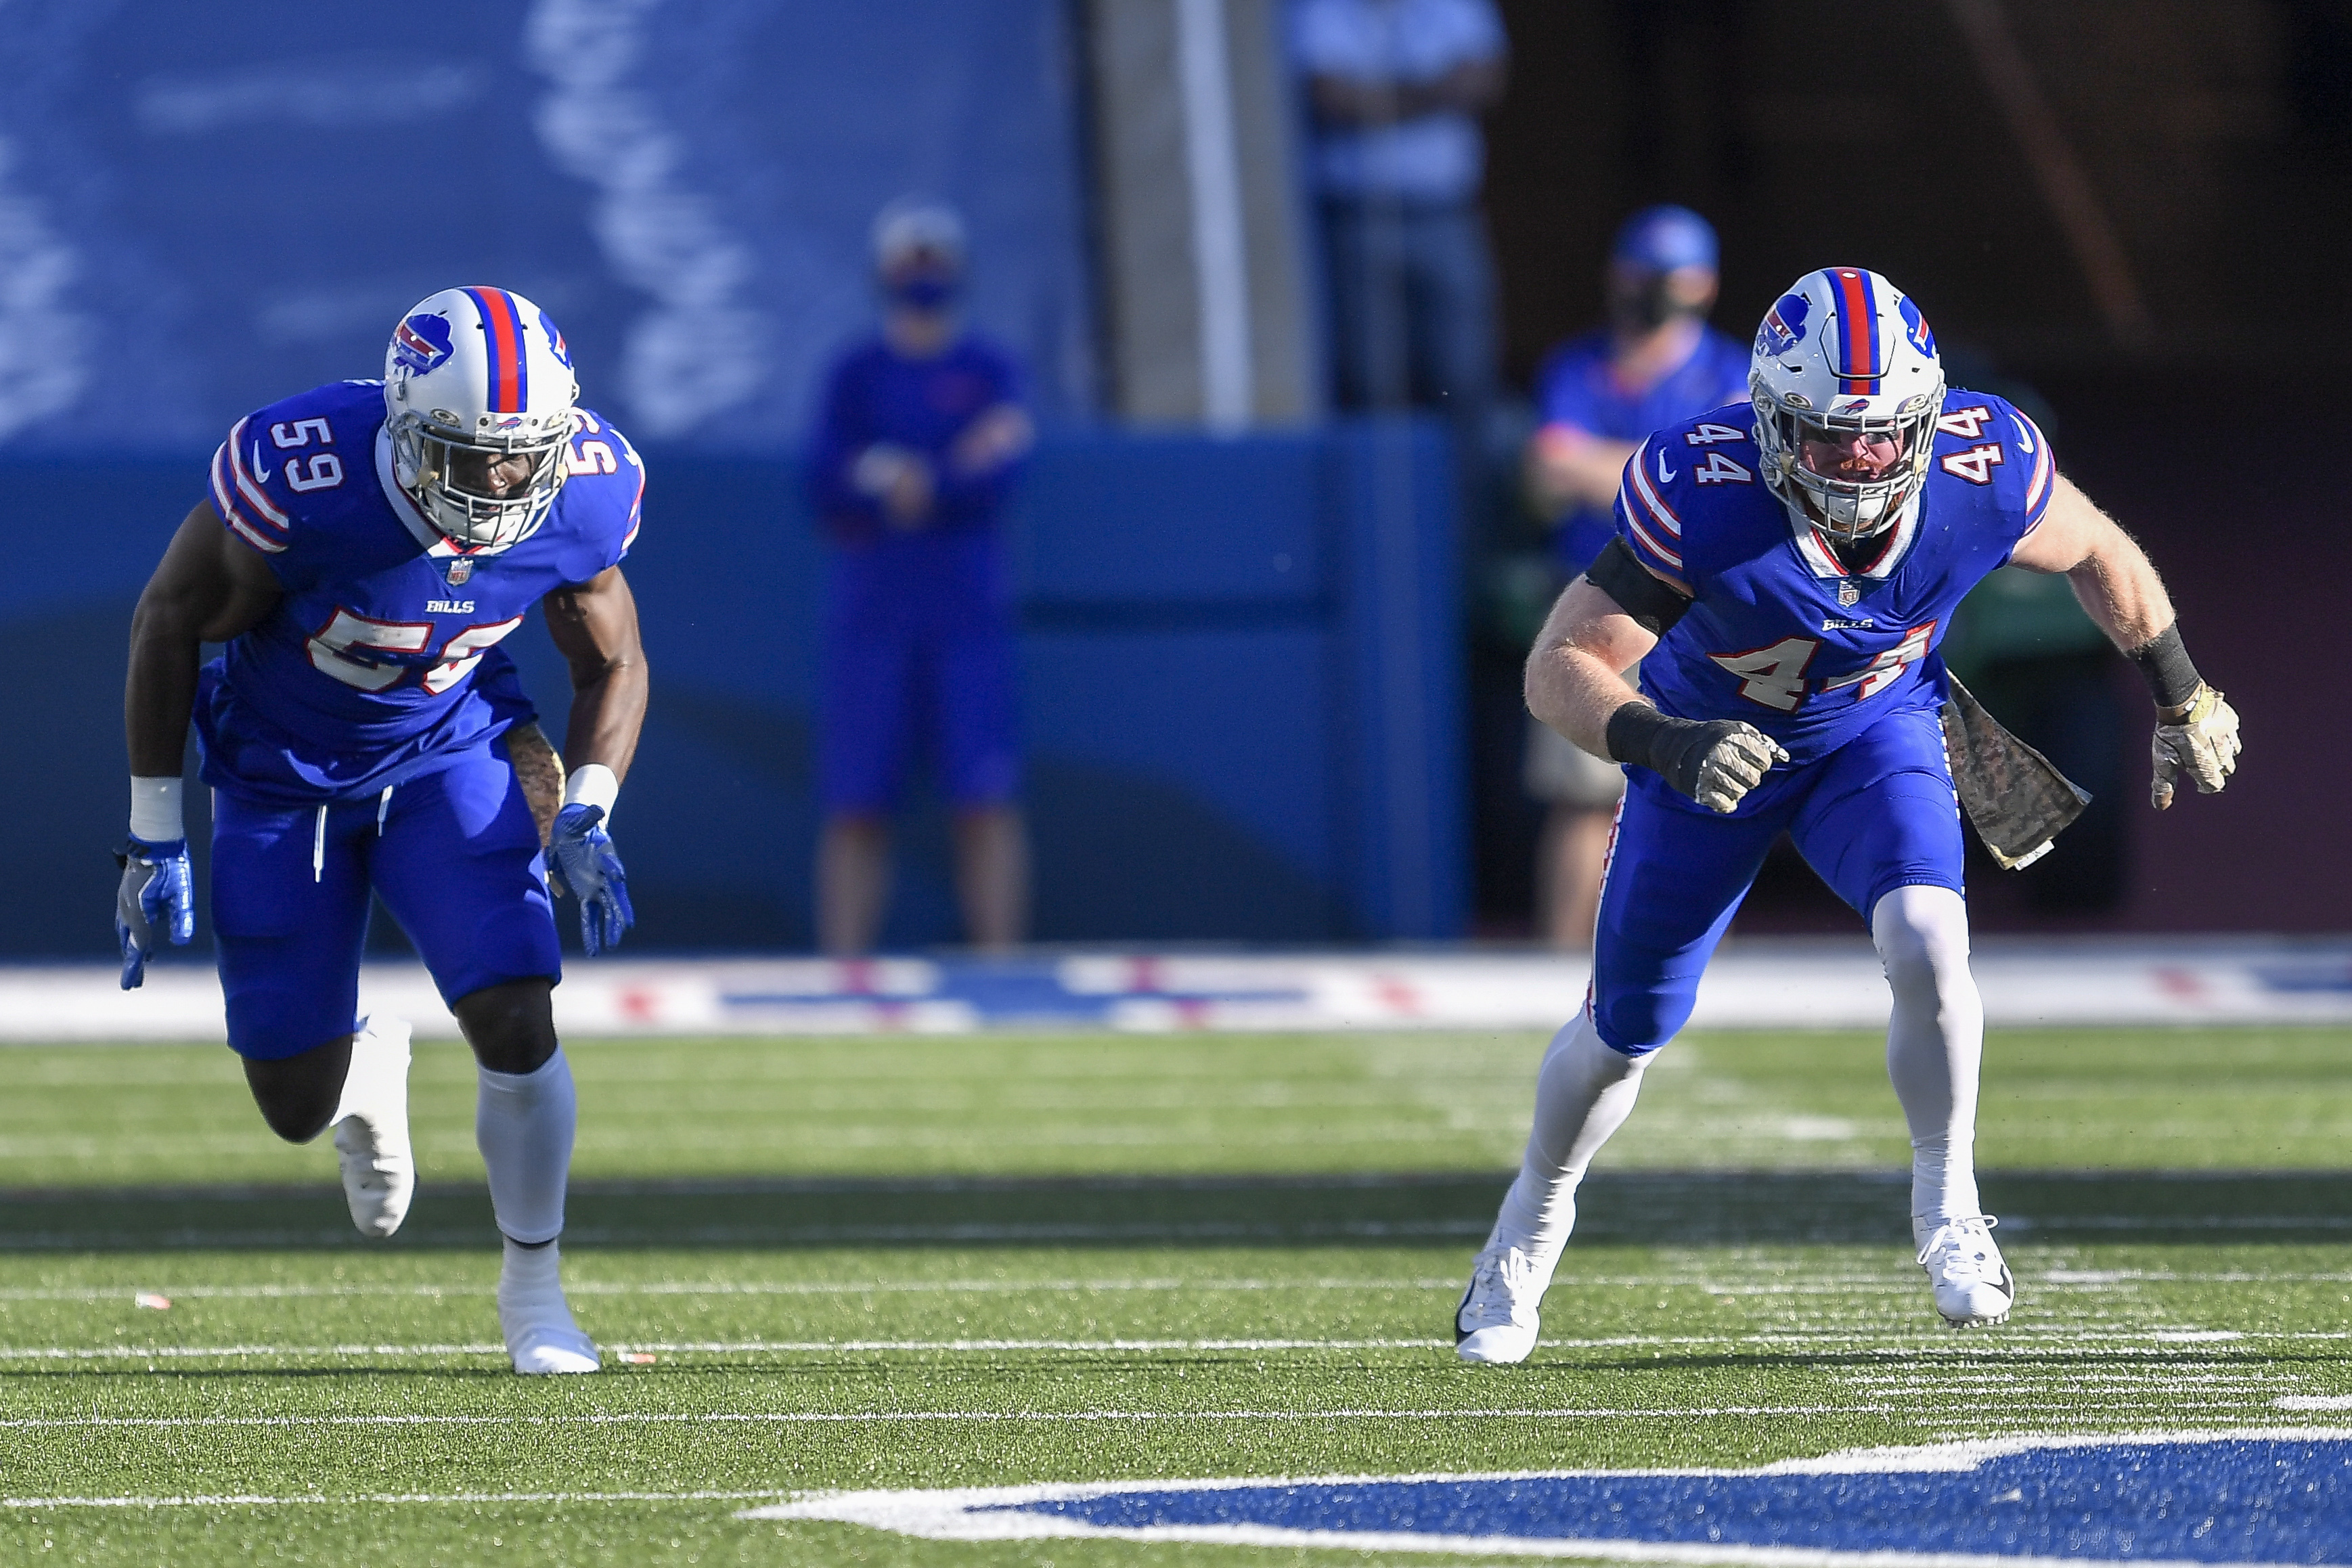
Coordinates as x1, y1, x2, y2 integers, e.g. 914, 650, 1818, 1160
2150, 683, 2240, 810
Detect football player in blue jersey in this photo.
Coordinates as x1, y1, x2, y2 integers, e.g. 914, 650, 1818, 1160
1455, 267, 2243, 1362
115, 286, 647, 1374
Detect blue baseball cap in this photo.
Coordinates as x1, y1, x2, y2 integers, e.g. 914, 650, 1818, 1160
1612, 205, 1718, 273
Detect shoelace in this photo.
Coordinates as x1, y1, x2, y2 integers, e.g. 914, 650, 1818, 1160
1461, 1247, 1539, 1329
1916, 1216, 2003, 1281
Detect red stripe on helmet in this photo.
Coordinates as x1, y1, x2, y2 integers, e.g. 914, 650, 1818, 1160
1825, 267, 1882, 383
466, 288, 523, 413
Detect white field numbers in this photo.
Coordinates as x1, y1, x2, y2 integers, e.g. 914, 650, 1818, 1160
1710, 622, 1935, 713
307, 609, 525, 694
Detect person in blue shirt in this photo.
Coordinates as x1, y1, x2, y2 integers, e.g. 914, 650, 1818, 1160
1455, 267, 2244, 1364
1291, 0, 1508, 413
113, 286, 644, 1375
806, 198, 1035, 954
1521, 206, 1751, 947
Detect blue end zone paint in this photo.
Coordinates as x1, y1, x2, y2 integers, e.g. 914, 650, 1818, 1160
744, 1431, 2352, 1562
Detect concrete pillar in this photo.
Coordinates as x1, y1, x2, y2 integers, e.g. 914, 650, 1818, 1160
1084, 0, 1323, 427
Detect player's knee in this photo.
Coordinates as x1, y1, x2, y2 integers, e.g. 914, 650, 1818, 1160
454, 978, 558, 1076
1589, 991, 1686, 1056
1871, 884, 1972, 998
242, 1046, 349, 1144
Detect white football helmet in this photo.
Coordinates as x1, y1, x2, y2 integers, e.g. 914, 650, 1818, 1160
383, 287, 579, 548
1749, 267, 1945, 541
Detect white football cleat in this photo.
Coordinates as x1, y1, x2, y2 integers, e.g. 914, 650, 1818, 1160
499, 1240, 600, 1375
332, 1016, 414, 1239
1916, 1215, 2015, 1328
1455, 1242, 1547, 1365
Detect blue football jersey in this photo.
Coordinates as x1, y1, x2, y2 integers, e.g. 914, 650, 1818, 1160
195, 380, 643, 805
1613, 388, 2056, 765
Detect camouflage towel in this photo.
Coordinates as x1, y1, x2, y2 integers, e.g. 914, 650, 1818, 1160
1940, 676, 2090, 871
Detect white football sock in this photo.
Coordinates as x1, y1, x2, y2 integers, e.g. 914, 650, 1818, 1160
1873, 884, 1985, 1238
332, 1016, 412, 1127
475, 1048, 576, 1246
1486, 1006, 1653, 1273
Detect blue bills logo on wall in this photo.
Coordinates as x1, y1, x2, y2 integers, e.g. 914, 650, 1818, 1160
392, 313, 455, 375
1756, 293, 1810, 359
745, 1430, 2352, 1561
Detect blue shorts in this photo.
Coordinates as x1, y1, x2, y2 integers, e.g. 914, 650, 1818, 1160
1589, 702, 1964, 1055
820, 533, 1021, 813
210, 742, 562, 1060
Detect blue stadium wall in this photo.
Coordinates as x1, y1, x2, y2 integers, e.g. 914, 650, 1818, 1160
0, 1, 1470, 955
1, 430, 1463, 956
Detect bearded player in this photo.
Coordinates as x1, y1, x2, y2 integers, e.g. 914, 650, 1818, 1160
1455, 268, 2243, 1362
116, 287, 645, 1374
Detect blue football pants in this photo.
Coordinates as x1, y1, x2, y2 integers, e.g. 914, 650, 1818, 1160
210, 743, 563, 1060
1589, 703, 1966, 1054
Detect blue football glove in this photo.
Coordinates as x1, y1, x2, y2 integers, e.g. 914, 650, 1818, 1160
550, 803, 634, 956
114, 836, 194, 989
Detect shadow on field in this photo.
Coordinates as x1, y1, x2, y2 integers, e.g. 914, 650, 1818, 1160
0, 1169, 2347, 1253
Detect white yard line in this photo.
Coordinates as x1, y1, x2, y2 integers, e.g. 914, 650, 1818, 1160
0, 1337, 1450, 1360
0, 1489, 795, 1509
0, 1277, 1471, 1303
0, 1406, 1875, 1433
0, 1324, 2330, 1364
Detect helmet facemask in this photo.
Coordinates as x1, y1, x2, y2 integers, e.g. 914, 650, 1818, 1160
391, 411, 573, 549
1754, 393, 1940, 543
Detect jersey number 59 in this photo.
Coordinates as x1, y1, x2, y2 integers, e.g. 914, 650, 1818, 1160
307, 608, 526, 695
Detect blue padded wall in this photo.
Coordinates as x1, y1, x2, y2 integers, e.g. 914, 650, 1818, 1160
0, 424, 1464, 958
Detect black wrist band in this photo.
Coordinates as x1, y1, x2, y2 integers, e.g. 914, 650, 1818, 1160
2128, 623, 2202, 710
1604, 701, 1680, 769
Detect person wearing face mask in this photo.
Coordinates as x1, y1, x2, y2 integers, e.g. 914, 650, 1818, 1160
805, 197, 1036, 955
1519, 206, 1750, 949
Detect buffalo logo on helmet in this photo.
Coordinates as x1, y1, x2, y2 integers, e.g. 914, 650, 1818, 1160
1833, 397, 1874, 415
393, 313, 456, 375
539, 308, 573, 369
1755, 293, 1810, 358
1899, 294, 1935, 358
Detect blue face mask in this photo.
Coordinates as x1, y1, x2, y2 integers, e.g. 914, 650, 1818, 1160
886, 273, 959, 311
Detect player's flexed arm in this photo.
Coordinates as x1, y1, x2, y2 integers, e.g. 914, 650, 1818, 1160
2007, 474, 2242, 808
116, 501, 284, 986
540, 565, 648, 954
1524, 544, 1786, 815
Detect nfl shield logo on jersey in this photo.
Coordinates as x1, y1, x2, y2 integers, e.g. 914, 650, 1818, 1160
1838, 580, 1860, 606
444, 558, 473, 586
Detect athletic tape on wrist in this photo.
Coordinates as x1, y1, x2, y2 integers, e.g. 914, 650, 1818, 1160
2129, 623, 2202, 711
129, 777, 184, 843
562, 763, 620, 824
1603, 702, 1678, 770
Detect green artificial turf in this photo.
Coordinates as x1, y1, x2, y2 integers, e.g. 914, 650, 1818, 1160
1, 1026, 2348, 1565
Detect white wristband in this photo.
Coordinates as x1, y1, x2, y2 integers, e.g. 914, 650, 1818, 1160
129, 777, 185, 843
562, 763, 620, 825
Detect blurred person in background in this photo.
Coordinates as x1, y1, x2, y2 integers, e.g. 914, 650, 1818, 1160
1521, 206, 1748, 947
1291, 0, 1508, 420
806, 198, 1035, 955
